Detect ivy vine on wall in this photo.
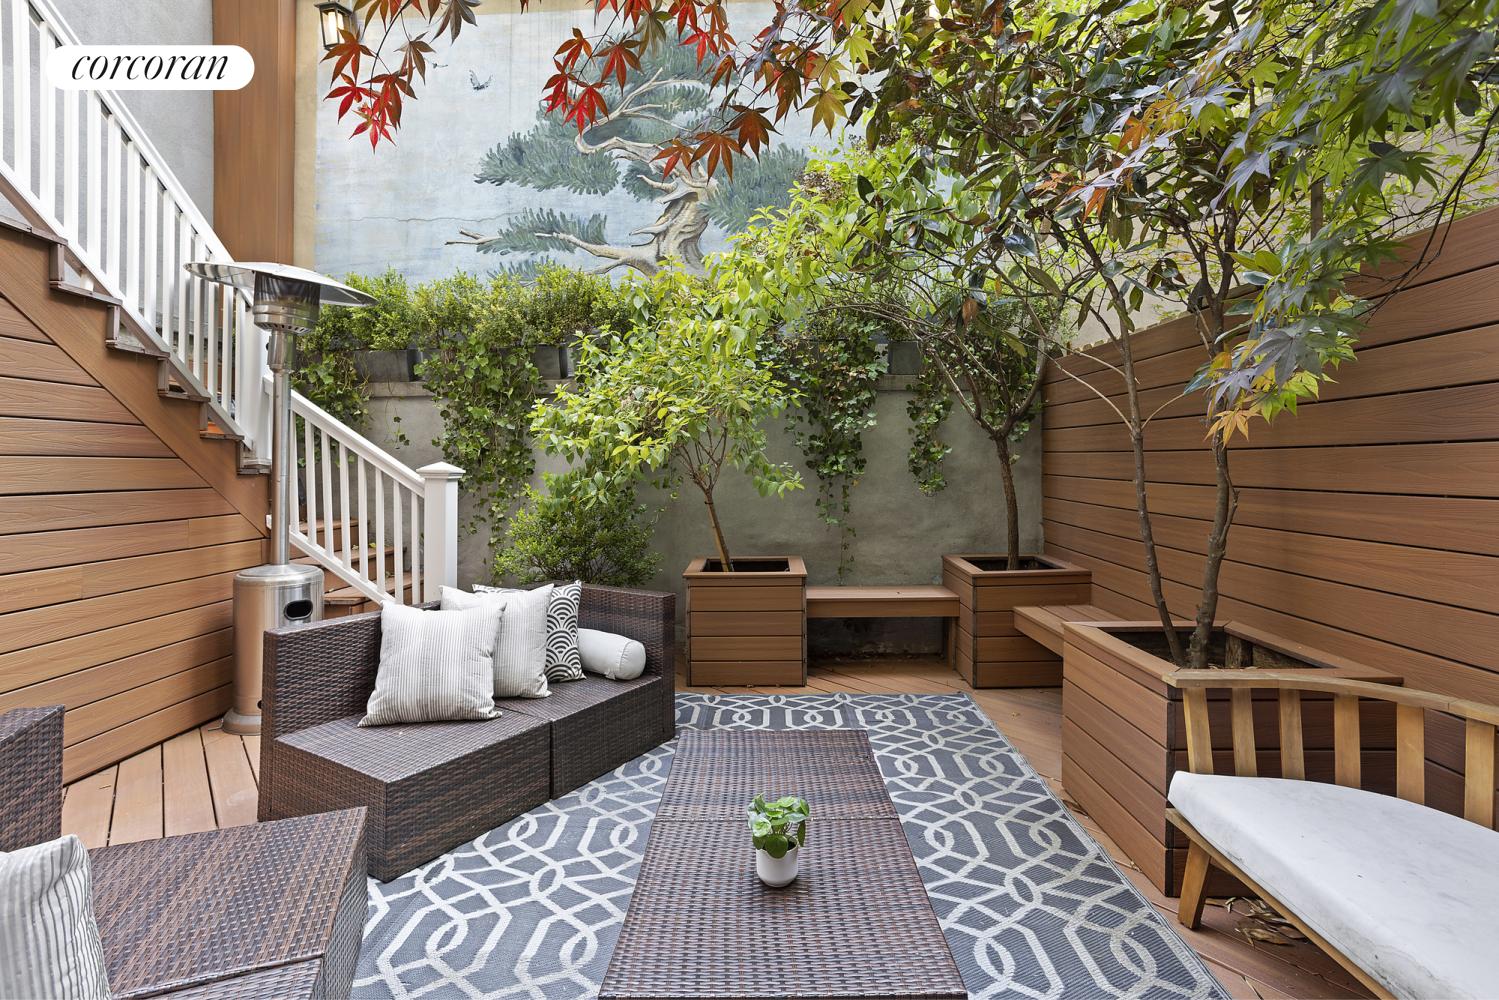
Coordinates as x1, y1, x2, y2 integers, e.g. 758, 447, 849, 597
295, 268, 415, 428
296, 265, 631, 558
762, 315, 887, 580
905, 356, 954, 497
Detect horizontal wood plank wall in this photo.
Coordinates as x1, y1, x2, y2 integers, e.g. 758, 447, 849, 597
0, 237, 268, 783
1043, 204, 1499, 824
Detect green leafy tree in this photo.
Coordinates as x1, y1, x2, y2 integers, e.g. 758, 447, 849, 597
531, 288, 803, 569
449, 40, 807, 277
726, 139, 1079, 571
492, 471, 662, 586
733, 0, 1494, 668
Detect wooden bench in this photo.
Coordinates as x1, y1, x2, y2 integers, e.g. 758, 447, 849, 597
805, 585, 960, 619
806, 586, 962, 664
1012, 604, 1121, 654
1166, 670, 1499, 999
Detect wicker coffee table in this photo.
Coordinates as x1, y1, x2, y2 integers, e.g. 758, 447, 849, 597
599, 729, 968, 999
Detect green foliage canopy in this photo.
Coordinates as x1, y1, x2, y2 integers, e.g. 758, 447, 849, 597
491, 472, 662, 587
531, 292, 802, 569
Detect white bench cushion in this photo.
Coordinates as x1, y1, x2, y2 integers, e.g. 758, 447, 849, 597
1169, 772, 1499, 999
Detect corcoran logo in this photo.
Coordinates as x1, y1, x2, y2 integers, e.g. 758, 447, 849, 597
46, 45, 254, 91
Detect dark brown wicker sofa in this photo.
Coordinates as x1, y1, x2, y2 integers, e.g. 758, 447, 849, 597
258, 583, 676, 882
0, 705, 368, 999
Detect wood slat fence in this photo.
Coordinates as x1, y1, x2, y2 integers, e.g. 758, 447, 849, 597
1042, 203, 1499, 823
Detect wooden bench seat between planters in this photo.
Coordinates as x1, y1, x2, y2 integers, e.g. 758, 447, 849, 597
805, 584, 960, 619
1012, 603, 1123, 654
1166, 669, 1499, 999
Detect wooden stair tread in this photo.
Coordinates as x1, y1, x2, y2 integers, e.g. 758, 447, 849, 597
325, 571, 418, 604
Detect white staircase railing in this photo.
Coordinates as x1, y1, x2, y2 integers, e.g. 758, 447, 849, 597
289, 387, 461, 606
0, 0, 266, 459
1, 0, 460, 603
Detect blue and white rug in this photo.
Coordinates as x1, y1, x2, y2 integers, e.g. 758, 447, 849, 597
355, 693, 1229, 999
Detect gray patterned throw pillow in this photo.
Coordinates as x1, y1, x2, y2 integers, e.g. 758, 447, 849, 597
476, 581, 584, 683
545, 581, 585, 682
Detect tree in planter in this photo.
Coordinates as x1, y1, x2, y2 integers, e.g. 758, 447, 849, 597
960, 2, 1496, 668
726, 139, 1080, 571
492, 471, 662, 587
717, 0, 1493, 669
531, 0, 1499, 676
530, 300, 802, 570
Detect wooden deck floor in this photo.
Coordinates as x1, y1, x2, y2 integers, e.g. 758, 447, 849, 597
60, 656, 1373, 1000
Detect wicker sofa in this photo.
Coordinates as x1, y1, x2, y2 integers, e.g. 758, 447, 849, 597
0, 705, 368, 999
258, 583, 676, 881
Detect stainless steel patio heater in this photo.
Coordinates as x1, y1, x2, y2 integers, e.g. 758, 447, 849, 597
185, 261, 376, 735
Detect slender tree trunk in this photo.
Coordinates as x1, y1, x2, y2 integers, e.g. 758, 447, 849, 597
704, 492, 733, 572
1189, 431, 1238, 669
996, 436, 1021, 571
1121, 338, 1187, 667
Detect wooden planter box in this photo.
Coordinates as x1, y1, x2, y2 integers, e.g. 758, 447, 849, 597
684, 556, 807, 686
942, 554, 1091, 687
1061, 620, 1402, 897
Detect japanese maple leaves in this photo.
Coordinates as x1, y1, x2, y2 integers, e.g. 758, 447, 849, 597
324, 0, 480, 150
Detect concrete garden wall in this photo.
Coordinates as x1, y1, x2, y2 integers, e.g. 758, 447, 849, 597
359, 374, 1043, 653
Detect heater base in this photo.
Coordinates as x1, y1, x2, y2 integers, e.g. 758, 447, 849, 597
222, 708, 261, 735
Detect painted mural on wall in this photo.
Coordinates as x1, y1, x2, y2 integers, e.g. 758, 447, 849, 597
315, 4, 821, 283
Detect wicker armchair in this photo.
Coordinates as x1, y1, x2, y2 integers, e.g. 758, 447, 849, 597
259, 583, 676, 882
0, 706, 368, 999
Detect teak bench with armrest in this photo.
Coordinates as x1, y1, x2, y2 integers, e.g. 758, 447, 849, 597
1166, 670, 1499, 999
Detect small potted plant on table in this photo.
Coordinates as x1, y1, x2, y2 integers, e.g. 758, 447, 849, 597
748, 794, 809, 887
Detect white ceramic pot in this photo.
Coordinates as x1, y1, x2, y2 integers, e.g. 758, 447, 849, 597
756, 844, 800, 887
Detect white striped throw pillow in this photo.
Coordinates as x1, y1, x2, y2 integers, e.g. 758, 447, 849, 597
360, 601, 504, 726
444, 585, 552, 699
0, 834, 111, 1000
475, 582, 584, 683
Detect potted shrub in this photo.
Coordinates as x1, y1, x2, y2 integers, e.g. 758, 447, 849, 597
747, 794, 809, 887
491, 471, 662, 587
531, 300, 805, 686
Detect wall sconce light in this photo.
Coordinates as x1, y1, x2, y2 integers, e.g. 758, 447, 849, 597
316, 2, 354, 52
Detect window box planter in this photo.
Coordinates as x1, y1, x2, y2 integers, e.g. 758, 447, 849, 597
884, 340, 923, 376
942, 554, 1091, 687
354, 348, 423, 383
684, 556, 807, 686
1061, 619, 1402, 897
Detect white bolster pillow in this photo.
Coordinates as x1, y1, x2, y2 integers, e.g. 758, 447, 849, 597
578, 627, 647, 680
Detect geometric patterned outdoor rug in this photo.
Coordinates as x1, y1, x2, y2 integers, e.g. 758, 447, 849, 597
355, 692, 1230, 999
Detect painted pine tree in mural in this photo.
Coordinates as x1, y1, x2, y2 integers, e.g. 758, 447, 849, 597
449, 40, 805, 276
